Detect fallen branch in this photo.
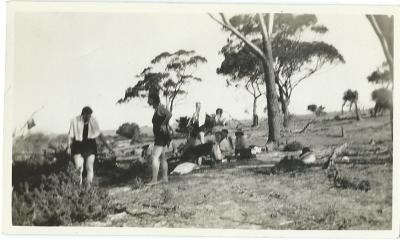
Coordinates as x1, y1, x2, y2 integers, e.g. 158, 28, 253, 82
322, 143, 348, 169
125, 208, 159, 217
292, 120, 316, 134
142, 203, 178, 212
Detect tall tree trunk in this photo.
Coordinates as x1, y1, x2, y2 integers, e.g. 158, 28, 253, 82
341, 101, 346, 114
258, 14, 281, 144
390, 108, 393, 140
169, 97, 175, 113
208, 13, 281, 144
366, 15, 393, 74
262, 60, 281, 143
277, 83, 290, 128
281, 100, 290, 128
252, 96, 259, 127
367, 15, 393, 139
354, 101, 360, 121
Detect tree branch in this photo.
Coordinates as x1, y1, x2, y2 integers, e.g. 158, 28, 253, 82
366, 15, 393, 69
208, 13, 266, 61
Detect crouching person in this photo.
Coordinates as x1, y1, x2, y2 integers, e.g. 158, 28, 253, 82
67, 106, 114, 186
234, 129, 252, 159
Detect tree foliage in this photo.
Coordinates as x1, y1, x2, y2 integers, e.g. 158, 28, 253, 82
367, 62, 392, 88
118, 50, 207, 112
217, 14, 344, 127
209, 13, 282, 143
342, 89, 358, 113
307, 104, 317, 113
371, 88, 392, 116
307, 104, 326, 117
367, 15, 393, 138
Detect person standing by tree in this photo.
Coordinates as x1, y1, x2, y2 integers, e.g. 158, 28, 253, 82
188, 102, 206, 144
67, 106, 114, 186
147, 92, 172, 185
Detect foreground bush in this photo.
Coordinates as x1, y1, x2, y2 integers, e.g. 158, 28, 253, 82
12, 161, 116, 226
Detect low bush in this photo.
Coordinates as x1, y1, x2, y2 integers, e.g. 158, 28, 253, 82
12, 156, 117, 226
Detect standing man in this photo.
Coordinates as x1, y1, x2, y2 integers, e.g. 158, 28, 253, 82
67, 106, 114, 186
188, 102, 206, 144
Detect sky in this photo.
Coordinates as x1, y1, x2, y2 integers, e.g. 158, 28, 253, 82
12, 12, 387, 134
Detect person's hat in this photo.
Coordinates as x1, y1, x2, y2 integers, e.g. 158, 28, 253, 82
299, 147, 311, 157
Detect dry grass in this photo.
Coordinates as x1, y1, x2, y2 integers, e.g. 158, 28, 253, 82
85, 113, 392, 229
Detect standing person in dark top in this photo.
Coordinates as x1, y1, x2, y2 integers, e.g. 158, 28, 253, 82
67, 106, 114, 186
147, 93, 172, 185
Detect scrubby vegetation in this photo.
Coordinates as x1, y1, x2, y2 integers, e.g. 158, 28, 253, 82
12, 151, 118, 226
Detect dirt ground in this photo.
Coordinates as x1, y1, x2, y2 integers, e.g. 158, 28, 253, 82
86, 113, 393, 230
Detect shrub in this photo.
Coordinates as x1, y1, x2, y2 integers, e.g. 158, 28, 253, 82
371, 88, 392, 116
315, 106, 327, 116
116, 122, 141, 142
307, 104, 326, 117
12, 159, 116, 226
283, 141, 303, 152
13, 133, 51, 154
272, 156, 306, 174
307, 104, 317, 113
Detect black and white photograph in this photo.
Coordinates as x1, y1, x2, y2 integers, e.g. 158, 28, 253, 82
2, 1, 399, 237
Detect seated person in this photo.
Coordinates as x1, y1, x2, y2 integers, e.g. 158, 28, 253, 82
234, 129, 253, 159
179, 129, 218, 165
215, 130, 235, 159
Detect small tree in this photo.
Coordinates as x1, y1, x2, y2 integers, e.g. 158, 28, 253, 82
342, 89, 360, 120
116, 123, 141, 143
307, 104, 317, 113
342, 89, 356, 113
315, 106, 326, 117
307, 104, 325, 117
118, 50, 207, 112
217, 43, 264, 127
367, 62, 392, 89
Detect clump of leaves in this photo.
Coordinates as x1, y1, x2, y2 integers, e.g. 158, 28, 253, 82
263, 156, 306, 175
275, 156, 306, 173
283, 141, 303, 152
326, 164, 371, 192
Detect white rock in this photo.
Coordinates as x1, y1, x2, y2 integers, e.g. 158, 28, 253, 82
342, 156, 350, 162
170, 162, 199, 175
107, 212, 127, 222
300, 152, 316, 164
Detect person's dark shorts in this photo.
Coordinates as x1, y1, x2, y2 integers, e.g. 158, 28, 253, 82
71, 139, 97, 158
154, 132, 171, 147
